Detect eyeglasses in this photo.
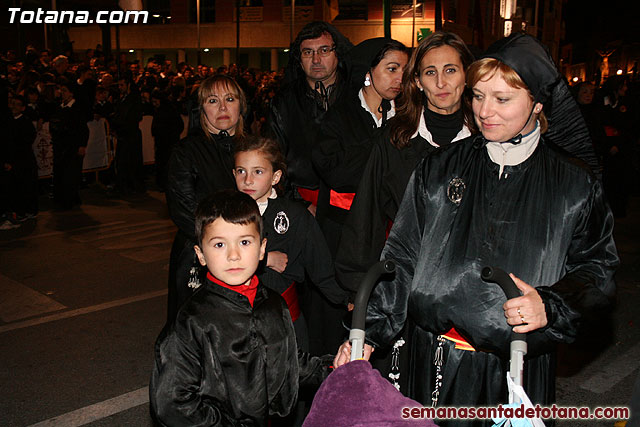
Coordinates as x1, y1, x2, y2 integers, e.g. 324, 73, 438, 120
300, 45, 336, 59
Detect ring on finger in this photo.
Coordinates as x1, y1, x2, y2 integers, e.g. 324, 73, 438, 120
520, 315, 526, 324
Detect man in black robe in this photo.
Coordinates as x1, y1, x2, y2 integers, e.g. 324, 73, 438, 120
268, 21, 353, 357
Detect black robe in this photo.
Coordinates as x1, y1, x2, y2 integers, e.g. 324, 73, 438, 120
150, 276, 331, 426
259, 196, 348, 353
365, 136, 618, 422
312, 88, 383, 255
269, 75, 348, 196
165, 129, 236, 323
335, 128, 438, 294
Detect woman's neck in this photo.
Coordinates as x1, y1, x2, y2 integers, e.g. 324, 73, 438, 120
362, 85, 383, 119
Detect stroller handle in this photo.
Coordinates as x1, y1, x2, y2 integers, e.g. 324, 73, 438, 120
352, 260, 396, 331
481, 266, 526, 342
349, 260, 395, 361
481, 266, 528, 390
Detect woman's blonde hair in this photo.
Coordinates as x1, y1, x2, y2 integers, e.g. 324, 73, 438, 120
198, 75, 247, 138
466, 58, 547, 134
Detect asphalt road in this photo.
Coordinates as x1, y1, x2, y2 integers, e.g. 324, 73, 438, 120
1, 182, 638, 426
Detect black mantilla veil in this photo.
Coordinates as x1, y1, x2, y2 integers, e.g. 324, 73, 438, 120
481, 32, 601, 175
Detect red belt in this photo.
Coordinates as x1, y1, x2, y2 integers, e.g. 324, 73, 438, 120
329, 190, 355, 210
441, 327, 476, 351
281, 282, 300, 322
297, 188, 319, 206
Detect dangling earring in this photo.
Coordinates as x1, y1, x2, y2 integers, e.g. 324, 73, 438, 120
364, 75, 371, 87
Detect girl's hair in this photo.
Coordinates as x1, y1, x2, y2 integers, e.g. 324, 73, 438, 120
198, 75, 247, 139
390, 32, 475, 148
234, 136, 287, 195
466, 58, 548, 134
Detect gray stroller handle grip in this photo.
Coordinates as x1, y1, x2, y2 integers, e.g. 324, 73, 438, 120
349, 260, 395, 361
352, 260, 396, 331
481, 266, 526, 342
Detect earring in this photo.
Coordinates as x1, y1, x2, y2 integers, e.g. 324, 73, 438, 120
419, 87, 423, 92
364, 75, 371, 87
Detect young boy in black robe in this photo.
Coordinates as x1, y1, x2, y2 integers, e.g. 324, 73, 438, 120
150, 190, 331, 427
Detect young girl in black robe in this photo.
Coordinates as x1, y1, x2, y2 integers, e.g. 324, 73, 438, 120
233, 136, 349, 352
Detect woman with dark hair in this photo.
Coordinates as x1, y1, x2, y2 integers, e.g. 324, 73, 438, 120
165, 74, 248, 323
336, 32, 474, 296
335, 33, 616, 421
305, 38, 408, 357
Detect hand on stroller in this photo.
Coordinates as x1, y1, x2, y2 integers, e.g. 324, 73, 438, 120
333, 340, 374, 368
502, 273, 548, 333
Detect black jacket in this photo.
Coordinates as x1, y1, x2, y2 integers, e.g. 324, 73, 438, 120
269, 76, 348, 194
150, 276, 331, 426
366, 136, 618, 406
165, 129, 237, 321
49, 101, 89, 154
258, 196, 347, 305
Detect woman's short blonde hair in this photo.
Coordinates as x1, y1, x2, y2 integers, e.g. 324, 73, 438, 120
466, 58, 547, 133
198, 75, 247, 138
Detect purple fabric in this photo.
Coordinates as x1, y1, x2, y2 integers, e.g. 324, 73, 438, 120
303, 360, 437, 426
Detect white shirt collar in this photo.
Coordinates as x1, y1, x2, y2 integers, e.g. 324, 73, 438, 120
486, 121, 541, 179
257, 188, 278, 215
411, 106, 471, 147
358, 88, 395, 128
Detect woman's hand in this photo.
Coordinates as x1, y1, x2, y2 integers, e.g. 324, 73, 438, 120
266, 251, 288, 273
503, 273, 548, 333
333, 341, 374, 368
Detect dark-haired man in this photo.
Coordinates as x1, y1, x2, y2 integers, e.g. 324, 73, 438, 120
269, 21, 352, 209
269, 21, 353, 357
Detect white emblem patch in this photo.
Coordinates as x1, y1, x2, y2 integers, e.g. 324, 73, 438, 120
274, 211, 289, 234
447, 177, 466, 205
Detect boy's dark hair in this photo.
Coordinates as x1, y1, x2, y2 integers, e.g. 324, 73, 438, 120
194, 190, 263, 246
234, 135, 287, 195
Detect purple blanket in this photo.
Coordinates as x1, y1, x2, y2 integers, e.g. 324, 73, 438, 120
303, 360, 437, 426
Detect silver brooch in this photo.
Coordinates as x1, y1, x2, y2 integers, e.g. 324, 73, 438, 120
274, 211, 289, 234
447, 177, 465, 205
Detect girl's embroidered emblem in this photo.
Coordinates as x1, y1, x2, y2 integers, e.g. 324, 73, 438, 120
447, 177, 465, 205
274, 211, 289, 234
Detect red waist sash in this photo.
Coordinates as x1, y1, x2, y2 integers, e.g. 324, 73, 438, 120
281, 282, 300, 322
329, 190, 355, 210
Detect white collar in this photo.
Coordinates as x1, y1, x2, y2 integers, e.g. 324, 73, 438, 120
358, 88, 395, 128
13, 113, 23, 119
257, 188, 278, 215
411, 107, 471, 147
486, 122, 541, 179
61, 98, 76, 108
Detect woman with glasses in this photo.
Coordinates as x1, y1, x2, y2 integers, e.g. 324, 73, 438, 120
165, 75, 247, 323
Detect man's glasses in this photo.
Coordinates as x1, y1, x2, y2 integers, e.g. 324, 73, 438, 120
300, 45, 336, 59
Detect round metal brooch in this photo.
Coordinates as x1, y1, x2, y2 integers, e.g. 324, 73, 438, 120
447, 177, 466, 205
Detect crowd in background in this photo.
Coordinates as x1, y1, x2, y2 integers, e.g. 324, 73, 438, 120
0, 44, 286, 229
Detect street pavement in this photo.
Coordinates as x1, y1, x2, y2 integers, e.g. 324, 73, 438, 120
0, 182, 638, 426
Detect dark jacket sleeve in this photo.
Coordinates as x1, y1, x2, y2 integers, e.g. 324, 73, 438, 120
150, 322, 241, 427
363, 170, 425, 349
297, 351, 334, 387
166, 145, 197, 239
335, 139, 390, 294
301, 209, 349, 305
533, 176, 618, 347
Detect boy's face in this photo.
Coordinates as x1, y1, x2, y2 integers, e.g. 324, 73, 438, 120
194, 218, 266, 286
